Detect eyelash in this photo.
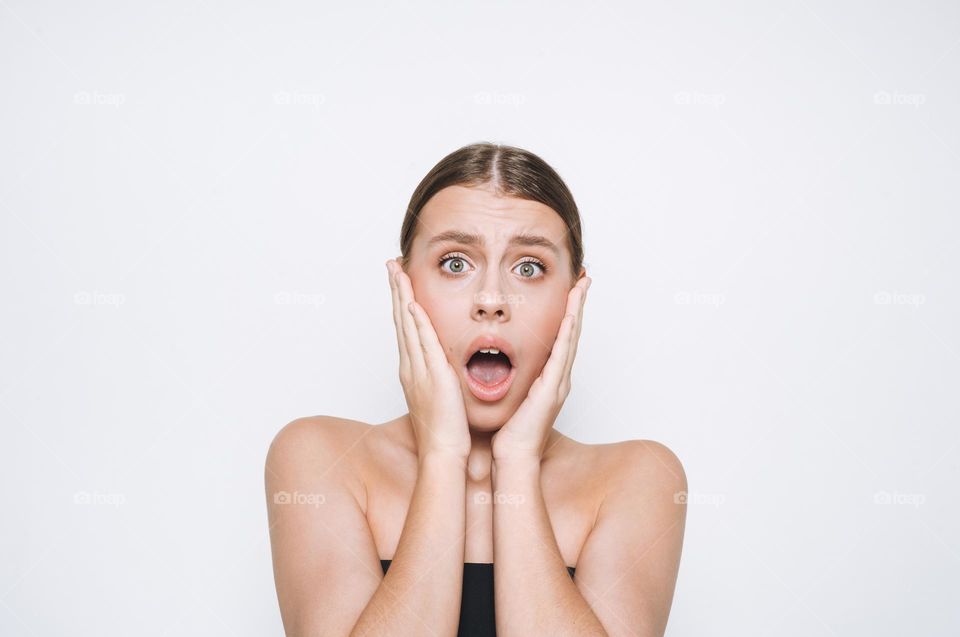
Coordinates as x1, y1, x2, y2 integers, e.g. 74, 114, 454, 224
437, 252, 549, 278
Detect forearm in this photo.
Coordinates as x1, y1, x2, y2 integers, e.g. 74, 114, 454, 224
351, 452, 467, 637
492, 458, 607, 637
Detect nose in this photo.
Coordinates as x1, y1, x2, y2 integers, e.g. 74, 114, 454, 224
471, 271, 511, 323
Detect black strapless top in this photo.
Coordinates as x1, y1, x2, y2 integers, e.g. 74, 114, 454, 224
380, 559, 576, 636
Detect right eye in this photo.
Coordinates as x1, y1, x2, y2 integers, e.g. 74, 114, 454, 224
438, 254, 471, 276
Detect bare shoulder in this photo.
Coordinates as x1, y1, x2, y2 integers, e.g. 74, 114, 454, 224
264, 415, 375, 501
267, 414, 372, 448
571, 439, 688, 634
266, 414, 372, 463
559, 436, 687, 504
603, 439, 686, 492
264, 416, 385, 636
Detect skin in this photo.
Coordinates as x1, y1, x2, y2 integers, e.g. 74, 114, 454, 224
265, 184, 688, 636
400, 183, 589, 480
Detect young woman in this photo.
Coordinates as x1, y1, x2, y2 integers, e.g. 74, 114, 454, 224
265, 143, 687, 637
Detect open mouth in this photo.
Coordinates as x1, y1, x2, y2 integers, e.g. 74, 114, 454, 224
463, 341, 517, 402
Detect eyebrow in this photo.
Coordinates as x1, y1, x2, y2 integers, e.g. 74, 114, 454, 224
426, 230, 560, 256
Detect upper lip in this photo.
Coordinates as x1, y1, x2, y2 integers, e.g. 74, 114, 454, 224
463, 334, 516, 368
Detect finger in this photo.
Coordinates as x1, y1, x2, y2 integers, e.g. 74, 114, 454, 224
407, 300, 447, 373
387, 260, 410, 375
395, 268, 427, 377
563, 278, 590, 380
541, 311, 576, 390
389, 261, 411, 376
542, 282, 585, 388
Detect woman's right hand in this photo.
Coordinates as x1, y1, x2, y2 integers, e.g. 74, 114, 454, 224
387, 259, 472, 461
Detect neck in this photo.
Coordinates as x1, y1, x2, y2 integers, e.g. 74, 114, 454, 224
466, 427, 495, 483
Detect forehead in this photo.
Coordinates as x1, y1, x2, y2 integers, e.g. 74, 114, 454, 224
416, 185, 568, 246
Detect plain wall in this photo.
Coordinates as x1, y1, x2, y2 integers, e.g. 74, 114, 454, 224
1, 1, 958, 634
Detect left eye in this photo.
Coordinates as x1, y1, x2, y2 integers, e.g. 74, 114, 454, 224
440, 256, 470, 274
514, 261, 545, 278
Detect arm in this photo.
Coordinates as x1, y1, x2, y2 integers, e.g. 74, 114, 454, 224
492, 441, 687, 637
490, 276, 606, 635
491, 456, 608, 636
265, 416, 468, 637
573, 441, 687, 636
352, 449, 468, 637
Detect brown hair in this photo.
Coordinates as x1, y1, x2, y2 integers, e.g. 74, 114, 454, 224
399, 142, 584, 282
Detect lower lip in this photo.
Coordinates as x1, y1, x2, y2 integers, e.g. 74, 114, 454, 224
464, 364, 517, 402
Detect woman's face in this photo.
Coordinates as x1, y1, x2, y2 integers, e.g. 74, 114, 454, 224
403, 184, 585, 432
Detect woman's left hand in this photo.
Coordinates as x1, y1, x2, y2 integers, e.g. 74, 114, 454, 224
491, 275, 592, 462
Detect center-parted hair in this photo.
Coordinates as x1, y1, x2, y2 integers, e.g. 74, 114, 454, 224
399, 142, 584, 282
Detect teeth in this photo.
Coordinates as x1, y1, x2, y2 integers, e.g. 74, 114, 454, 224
479, 348, 500, 355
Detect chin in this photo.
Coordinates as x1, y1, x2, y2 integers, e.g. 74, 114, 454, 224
463, 393, 517, 432
466, 411, 507, 432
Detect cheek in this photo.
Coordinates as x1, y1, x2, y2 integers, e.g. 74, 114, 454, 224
417, 294, 468, 360
516, 300, 566, 362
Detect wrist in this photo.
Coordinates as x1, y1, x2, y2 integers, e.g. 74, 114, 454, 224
418, 448, 470, 469
491, 434, 547, 465
491, 454, 542, 474
491, 448, 543, 464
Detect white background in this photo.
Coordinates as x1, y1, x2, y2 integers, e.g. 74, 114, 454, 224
1, 1, 958, 635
